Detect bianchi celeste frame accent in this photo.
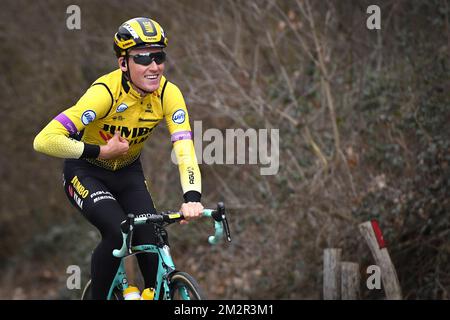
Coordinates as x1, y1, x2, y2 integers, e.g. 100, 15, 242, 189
81, 202, 231, 300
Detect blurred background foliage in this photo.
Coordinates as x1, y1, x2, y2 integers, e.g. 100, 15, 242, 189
0, 0, 448, 299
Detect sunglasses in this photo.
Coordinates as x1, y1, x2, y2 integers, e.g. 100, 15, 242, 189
129, 51, 166, 66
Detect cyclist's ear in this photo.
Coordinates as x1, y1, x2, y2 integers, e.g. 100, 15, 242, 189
119, 58, 127, 71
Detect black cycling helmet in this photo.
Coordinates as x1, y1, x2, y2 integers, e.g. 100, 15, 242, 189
113, 17, 168, 58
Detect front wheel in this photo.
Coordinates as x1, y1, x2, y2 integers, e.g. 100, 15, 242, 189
169, 272, 206, 300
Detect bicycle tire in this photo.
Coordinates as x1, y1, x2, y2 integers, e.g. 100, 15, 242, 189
169, 271, 206, 300
80, 279, 123, 300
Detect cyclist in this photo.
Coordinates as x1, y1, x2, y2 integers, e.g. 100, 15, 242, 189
33, 17, 203, 299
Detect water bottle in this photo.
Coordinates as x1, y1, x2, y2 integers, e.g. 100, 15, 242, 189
123, 285, 141, 300
140, 288, 155, 300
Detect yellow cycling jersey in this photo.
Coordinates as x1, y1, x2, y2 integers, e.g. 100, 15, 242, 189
34, 69, 201, 196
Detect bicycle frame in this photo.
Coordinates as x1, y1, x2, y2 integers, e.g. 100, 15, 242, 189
107, 204, 231, 300
107, 243, 179, 300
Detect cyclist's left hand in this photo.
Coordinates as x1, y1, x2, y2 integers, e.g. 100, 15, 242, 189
179, 202, 204, 225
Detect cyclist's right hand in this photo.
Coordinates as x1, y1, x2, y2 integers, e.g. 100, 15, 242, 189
98, 131, 129, 159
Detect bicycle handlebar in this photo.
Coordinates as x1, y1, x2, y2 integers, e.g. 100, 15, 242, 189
205, 202, 232, 244
113, 202, 231, 258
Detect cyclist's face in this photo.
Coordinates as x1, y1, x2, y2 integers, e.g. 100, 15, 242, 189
123, 47, 165, 94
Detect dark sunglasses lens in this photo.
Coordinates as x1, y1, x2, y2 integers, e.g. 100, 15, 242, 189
133, 52, 166, 65
153, 52, 166, 64
133, 55, 152, 65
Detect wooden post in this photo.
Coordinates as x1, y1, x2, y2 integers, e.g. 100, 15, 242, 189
359, 220, 402, 299
341, 262, 360, 300
323, 248, 342, 300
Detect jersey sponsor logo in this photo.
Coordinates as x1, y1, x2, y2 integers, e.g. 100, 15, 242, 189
70, 176, 89, 198
90, 190, 112, 198
99, 131, 113, 142
172, 109, 186, 124
102, 124, 154, 139
90, 190, 116, 203
128, 135, 150, 146
187, 166, 195, 184
171, 131, 192, 142
73, 193, 84, 209
55, 113, 78, 134
68, 185, 74, 197
68, 185, 83, 209
116, 103, 128, 113
101, 124, 155, 147
93, 195, 116, 203
81, 110, 96, 125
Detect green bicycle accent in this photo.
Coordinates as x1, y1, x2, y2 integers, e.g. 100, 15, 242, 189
81, 202, 231, 300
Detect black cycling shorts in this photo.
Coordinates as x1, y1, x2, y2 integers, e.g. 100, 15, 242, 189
62, 158, 159, 299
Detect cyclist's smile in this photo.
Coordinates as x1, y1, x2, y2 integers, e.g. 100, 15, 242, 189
143, 73, 161, 86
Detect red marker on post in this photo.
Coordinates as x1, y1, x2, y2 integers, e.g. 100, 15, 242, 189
371, 219, 386, 249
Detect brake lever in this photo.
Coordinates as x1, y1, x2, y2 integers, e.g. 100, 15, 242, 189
222, 215, 232, 242
216, 202, 231, 242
